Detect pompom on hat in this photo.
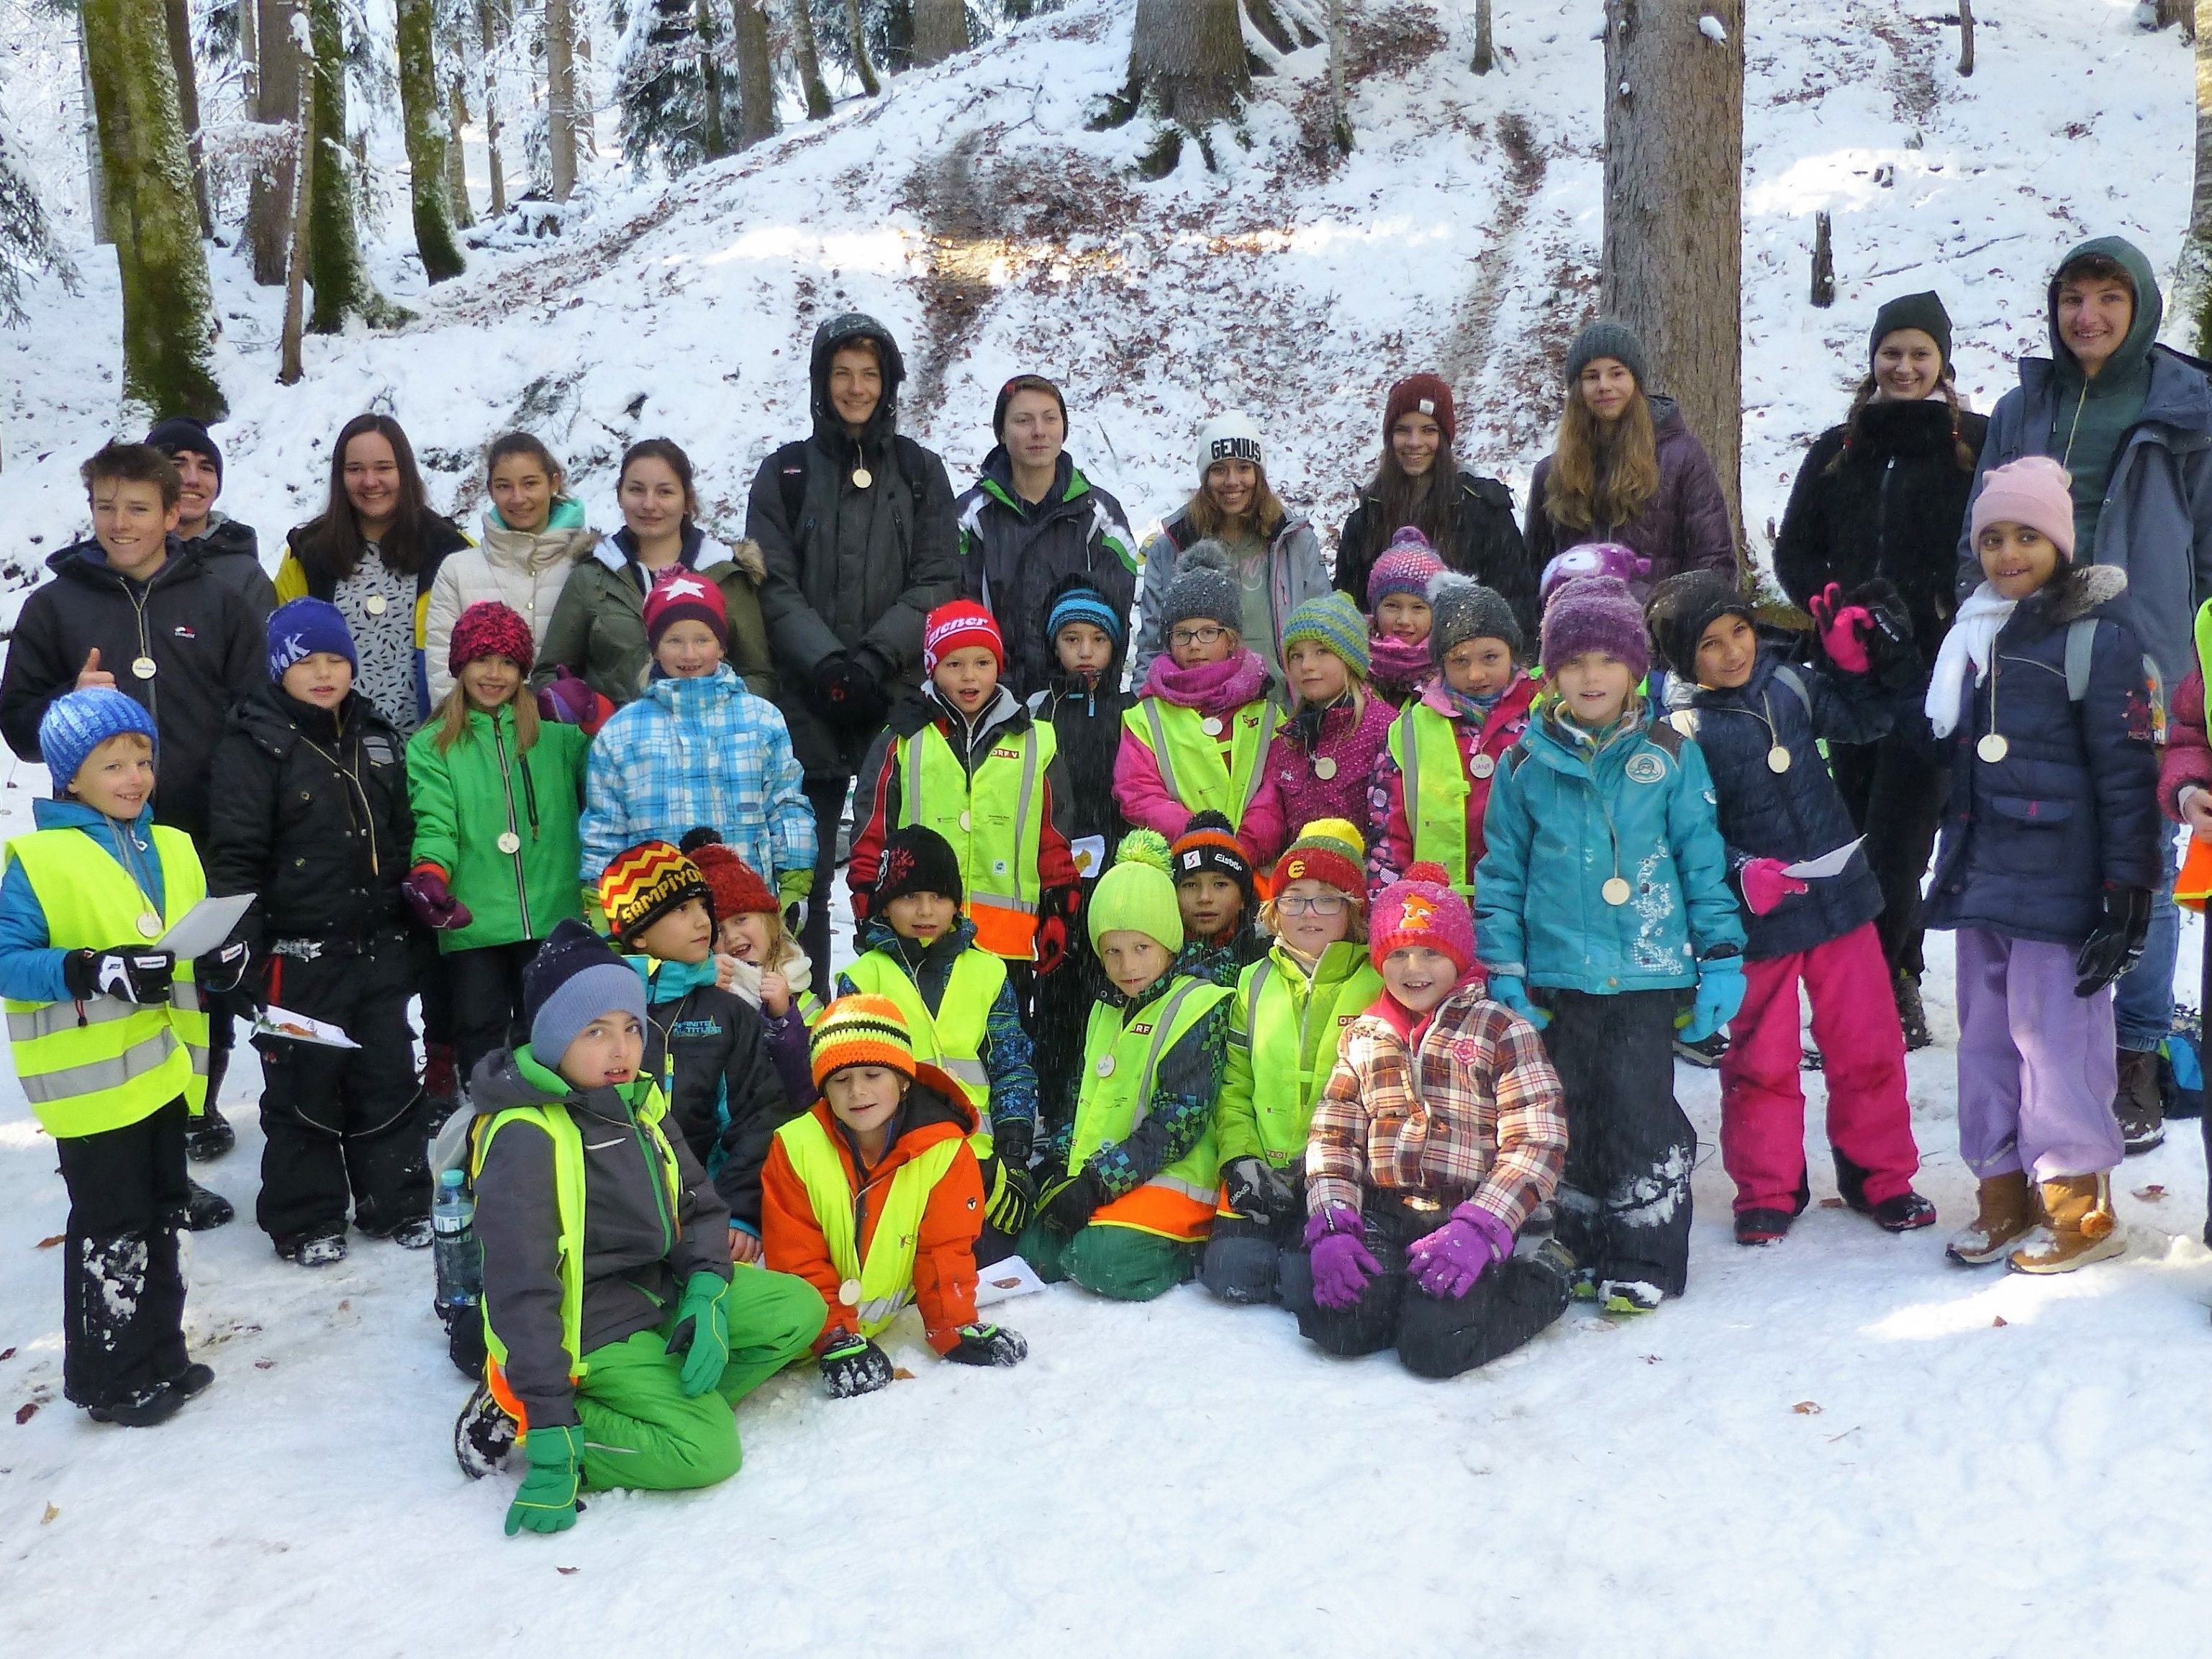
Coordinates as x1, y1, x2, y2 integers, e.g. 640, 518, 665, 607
1159, 542, 1244, 640
1369, 862, 1477, 976
1274, 819, 1367, 899
1539, 542, 1651, 607
1088, 828, 1184, 954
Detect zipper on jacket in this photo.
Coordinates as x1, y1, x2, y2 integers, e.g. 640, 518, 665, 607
491, 714, 532, 940
625, 1100, 678, 1259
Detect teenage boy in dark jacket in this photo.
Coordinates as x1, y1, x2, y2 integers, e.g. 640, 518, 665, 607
145, 416, 277, 619
207, 599, 429, 1265
749, 313, 960, 988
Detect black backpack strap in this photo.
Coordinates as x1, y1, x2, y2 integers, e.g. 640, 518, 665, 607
772, 440, 809, 532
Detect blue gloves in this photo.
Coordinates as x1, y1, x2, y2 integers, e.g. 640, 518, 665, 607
1487, 975, 1550, 1030
1682, 956, 1746, 1045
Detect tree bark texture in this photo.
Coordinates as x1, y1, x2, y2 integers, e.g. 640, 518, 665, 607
1472, 0, 1495, 73
78, 22, 111, 245
478, 0, 507, 212
1957, 0, 1973, 76
246, 0, 300, 283
913, 0, 968, 64
280, 64, 312, 383
734, 0, 779, 147
696, 0, 730, 158
788, 0, 834, 117
446, 71, 475, 226
81, 0, 226, 417
1601, 0, 1744, 552
396, 0, 466, 278
1130, 0, 1248, 126
546, 0, 578, 199
307, 0, 390, 329
843, 0, 882, 95
160, 0, 214, 237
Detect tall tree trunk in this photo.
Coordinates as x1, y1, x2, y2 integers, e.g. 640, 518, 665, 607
2177, 2, 2212, 357
479, 0, 507, 212
1130, 0, 1247, 127
1472, 0, 1495, 73
733, 0, 778, 146
246, 0, 300, 283
912, 0, 967, 64
1601, 0, 1745, 553
306, 0, 392, 329
159, 0, 213, 237
78, 21, 111, 245
81, 0, 226, 417
279, 63, 312, 382
545, 0, 577, 199
576, 27, 596, 155
696, 0, 729, 158
841, 0, 881, 95
446, 71, 475, 226
396, 0, 466, 278
788, 0, 833, 117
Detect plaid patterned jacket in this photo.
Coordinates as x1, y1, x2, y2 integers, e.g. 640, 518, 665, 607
1306, 981, 1567, 1232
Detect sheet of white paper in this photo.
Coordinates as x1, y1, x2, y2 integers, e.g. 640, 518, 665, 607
254, 1004, 361, 1049
1069, 835, 1107, 878
1782, 837, 1865, 881
154, 892, 257, 959
972, 1253, 1046, 1307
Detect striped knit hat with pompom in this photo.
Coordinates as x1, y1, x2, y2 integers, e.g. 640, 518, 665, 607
810, 994, 916, 1087
1089, 828, 1184, 953
1274, 819, 1367, 899
599, 839, 713, 945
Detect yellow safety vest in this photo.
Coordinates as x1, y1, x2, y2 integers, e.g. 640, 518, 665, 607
1121, 697, 1278, 833
3, 824, 209, 1137
897, 720, 1058, 960
775, 1109, 964, 1338
1387, 702, 1477, 896
839, 946, 1005, 1157
1069, 976, 1229, 1242
1232, 942, 1383, 1165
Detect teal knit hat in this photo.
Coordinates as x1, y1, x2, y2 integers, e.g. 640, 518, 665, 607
1280, 591, 1370, 680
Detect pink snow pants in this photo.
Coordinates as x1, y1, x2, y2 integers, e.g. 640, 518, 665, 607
1720, 922, 1921, 1214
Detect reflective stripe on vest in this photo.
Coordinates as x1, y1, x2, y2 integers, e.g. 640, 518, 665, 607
472, 1083, 682, 1426
840, 947, 1005, 1156
1125, 698, 1277, 833
1238, 945, 1383, 1164
1390, 703, 1474, 895
899, 720, 1057, 960
2, 824, 208, 1137
775, 1111, 964, 1337
1069, 976, 1230, 1241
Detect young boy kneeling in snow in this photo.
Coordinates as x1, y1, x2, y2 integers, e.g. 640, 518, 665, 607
456, 919, 824, 1535
762, 994, 1027, 1397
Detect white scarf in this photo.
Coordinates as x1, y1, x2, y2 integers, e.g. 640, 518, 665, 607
714, 943, 814, 1011
1923, 582, 2018, 739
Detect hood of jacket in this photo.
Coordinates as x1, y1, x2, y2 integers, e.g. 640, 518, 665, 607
910, 681, 1026, 753
2016, 560, 2130, 632
1520, 699, 1652, 778
640, 660, 745, 712
2047, 235, 2163, 383
810, 312, 907, 453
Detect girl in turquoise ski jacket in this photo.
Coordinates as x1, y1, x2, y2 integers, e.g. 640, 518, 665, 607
1474, 576, 1744, 1314
404, 604, 591, 1086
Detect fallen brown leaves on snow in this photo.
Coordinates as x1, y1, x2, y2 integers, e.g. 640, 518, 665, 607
1792, 1401, 1822, 1415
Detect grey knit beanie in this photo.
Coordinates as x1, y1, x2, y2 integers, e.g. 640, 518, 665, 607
1159, 542, 1243, 637
1427, 572, 1521, 664
1566, 318, 1650, 389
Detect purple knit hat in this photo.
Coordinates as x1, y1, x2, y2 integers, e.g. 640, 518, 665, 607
1369, 862, 1476, 976
1367, 528, 1448, 609
1540, 575, 1649, 678
1538, 542, 1651, 606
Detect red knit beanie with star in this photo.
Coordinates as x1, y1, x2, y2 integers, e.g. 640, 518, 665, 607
644, 569, 730, 650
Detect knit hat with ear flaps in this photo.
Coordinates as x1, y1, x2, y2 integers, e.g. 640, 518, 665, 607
1427, 573, 1522, 665
1539, 575, 1650, 679
1645, 570, 1757, 680
1280, 591, 1372, 681
1970, 455, 2077, 563
1089, 828, 1184, 954
873, 824, 965, 912
599, 839, 714, 946
1159, 542, 1244, 639
40, 686, 158, 795
1869, 290, 1953, 373
1565, 318, 1650, 389
1368, 863, 1476, 976
523, 918, 649, 1071
1275, 819, 1367, 899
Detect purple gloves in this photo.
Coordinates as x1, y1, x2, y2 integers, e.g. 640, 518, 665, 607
1739, 856, 1810, 917
402, 865, 474, 932
1408, 1204, 1516, 1300
1305, 1205, 1381, 1310
536, 668, 600, 729
1808, 581, 1874, 676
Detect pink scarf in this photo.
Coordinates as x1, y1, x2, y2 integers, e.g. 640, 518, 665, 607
1141, 648, 1270, 717
1368, 628, 1433, 703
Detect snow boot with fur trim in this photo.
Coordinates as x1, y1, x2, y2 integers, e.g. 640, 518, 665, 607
1946, 1171, 2036, 1265
2009, 1173, 2125, 1274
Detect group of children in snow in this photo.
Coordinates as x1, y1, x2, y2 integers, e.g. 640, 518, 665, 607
2, 304, 2172, 1537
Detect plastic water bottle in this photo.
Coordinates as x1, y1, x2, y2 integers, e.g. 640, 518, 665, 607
432, 1168, 481, 1324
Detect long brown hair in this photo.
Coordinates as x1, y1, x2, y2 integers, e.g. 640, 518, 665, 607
1184, 465, 1287, 544
430, 661, 540, 755
1543, 389, 1660, 535
297, 413, 436, 581
1362, 438, 1461, 550
619, 437, 701, 533
1824, 374, 1980, 476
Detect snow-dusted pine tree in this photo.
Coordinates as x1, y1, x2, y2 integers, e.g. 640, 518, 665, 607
396, 0, 466, 278
0, 122, 78, 328
617, 0, 735, 172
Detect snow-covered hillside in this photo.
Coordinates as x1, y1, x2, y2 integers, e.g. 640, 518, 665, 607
6, 4, 2212, 1653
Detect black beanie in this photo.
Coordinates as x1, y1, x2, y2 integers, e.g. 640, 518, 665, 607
145, 415, 222, 481
875, 824, 964, 911
1645, 571, 1756, 680
1869, 291, 1952, 373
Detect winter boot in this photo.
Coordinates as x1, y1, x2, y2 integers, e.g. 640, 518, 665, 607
1833, 1150, 1938, 1232
183, 1178, 234, 1231
2009, 1173, 2126, 1274
386, 1217, 435, 1250
1946, 1171, 2036, 1265
1734, 1209, 1796, 1247
86, 1380, 189, 1428
1893, 969, 1931, 1053
276, 1225, 348, 1268
422, 1042, 460, 1124
1673, 1030, 1728, 1068
2114, 1046, 2166, 1155
453, 1380, 518, 1478
166, 1361, 214, 1401
183, 1101, 235, 1163
1599, 1278, 1663, 1315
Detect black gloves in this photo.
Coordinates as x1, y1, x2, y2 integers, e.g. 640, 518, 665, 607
982, 1117, 1037, 1235
1223, 1155, 1298, 1223
64, 946, 175, 1004
943, 1323, 1028, 1368
820, 1330, 895, 1399
1038, 1165, 1106, 1237
1851, 578, 1919, 692
992, 1117, 1033, 1172
2075, 885, 2152, 999
196, 937, 252, 996
812, 653, 892, 733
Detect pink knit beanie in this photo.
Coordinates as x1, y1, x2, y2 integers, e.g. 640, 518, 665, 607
1970, 456, 2076, 561
1369, 862, 1476, 976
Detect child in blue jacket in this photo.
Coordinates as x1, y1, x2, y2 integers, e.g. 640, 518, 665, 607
1474, 576, 1746, 1312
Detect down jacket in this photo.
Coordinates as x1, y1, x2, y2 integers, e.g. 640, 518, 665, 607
1523, 395, 1736, 596
424, 501, 598, 703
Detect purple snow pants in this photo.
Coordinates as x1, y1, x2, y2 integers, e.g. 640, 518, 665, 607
1952, 926, 2124, 1182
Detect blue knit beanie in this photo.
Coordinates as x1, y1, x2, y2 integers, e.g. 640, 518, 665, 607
1280, 591, 1372, 680
266, 597, 358, 681
523, 918, 648, 1075
40, 687, 158, 796
1047, 582, 1123, 648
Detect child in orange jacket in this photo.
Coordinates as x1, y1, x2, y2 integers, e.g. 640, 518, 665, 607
761, 994, 1028, 1397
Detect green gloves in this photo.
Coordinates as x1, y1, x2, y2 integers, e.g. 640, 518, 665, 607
664, 1272, 732, 1397
505, 1423, 586, 1536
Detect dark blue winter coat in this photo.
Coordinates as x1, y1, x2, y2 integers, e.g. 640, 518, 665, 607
1923, 567, 2163, 948
1669, 651, 1891, 960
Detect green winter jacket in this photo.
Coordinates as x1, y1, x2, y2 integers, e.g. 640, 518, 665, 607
535, 527, 776, 707
407, 706, 591, 951
1216, 940, 1383, 1168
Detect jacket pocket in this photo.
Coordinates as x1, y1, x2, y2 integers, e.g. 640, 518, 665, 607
1985, 793, 2074, 873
